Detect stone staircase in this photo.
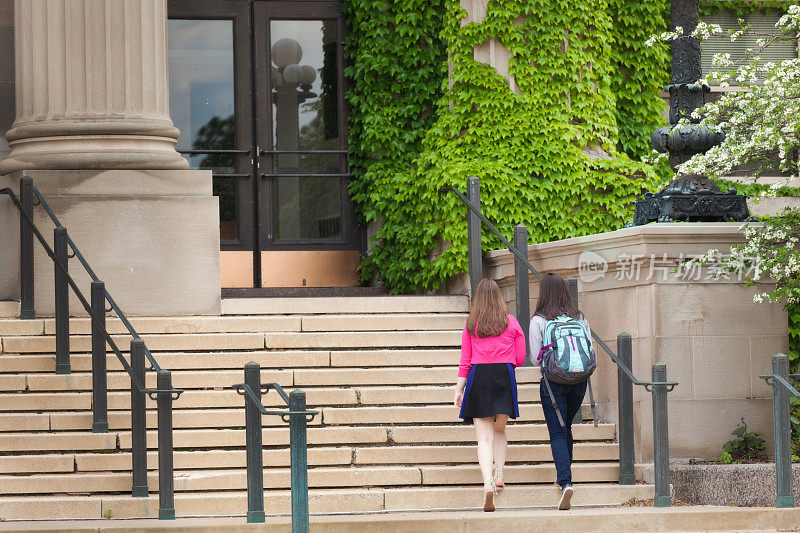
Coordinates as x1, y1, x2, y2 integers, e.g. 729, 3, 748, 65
0, 296, 652, 520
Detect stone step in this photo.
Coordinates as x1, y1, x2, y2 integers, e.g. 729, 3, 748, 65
0, 466, 426, 495
0, 316, 301, 337
74, 447, 354, 472
16, 366, 541, 392
300, 314, 467, 332
0, 349, 462, 374
0, 313, 469, 338
1, 333, 267, 354
388, 423, 615, 444
221, 296, 469, 315
0, 484, 659, 520
352, 443, 619, 465
110, 421, 610, 451
0, 461, 624, 495
0, 432, 119, 452
329, 349, 460, 367
106, 385, 539, 410
1, 388, 357, 415
420, 462, 622, 485
0, 441, 618, 475
0, 350, 336, 373
118, 426, 391, 449
4, 500, 800, 530
23, 369, 294, 392
263, 330, 462, 349
2, 329, 465, 353
292, 366, 540, 386
321, 404, 590, 425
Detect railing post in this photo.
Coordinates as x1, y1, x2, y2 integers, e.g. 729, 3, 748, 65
130, 339, 148, 498
652, 363, 671, 507
53, 227, 70, 374
244, 362, 265, 523
157, 370, 176, 520
290, 389, 310, 533
91, 281, 108, 433
617, 333, 635, 485
772, 354, 794, 508
467, 176, 482, 298
514, 225, 531, 364
566, 277, 581, 423
19, 177, 34, 319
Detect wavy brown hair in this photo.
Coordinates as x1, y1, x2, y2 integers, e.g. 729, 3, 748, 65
466, 278, 509, 337
533, 272, 582, 320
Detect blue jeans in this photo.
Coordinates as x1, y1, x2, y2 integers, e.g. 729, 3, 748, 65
540, 378, 587, 488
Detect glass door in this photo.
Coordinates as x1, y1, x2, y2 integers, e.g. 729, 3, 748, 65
254, 2, 361, 287
168, 0, 362, 288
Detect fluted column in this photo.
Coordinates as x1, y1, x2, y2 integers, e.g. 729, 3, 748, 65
0, 0, 188, 174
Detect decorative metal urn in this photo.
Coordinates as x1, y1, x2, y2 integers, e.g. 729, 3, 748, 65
632, 0, 751, 225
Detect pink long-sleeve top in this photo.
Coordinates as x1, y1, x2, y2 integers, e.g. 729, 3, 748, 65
458, 314, 527, 378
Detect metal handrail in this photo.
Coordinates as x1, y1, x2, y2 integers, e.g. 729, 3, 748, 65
0, 186, 179, 396
30, 186, 162, 372
233, 363, 318, 529
440, 184, 678, 390
761, 354, 796, 508
763, 373, 800, 397
233, 382, 319, 422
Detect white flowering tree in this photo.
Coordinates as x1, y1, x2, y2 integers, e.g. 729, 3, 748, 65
647, 7, 800, 371
647, 7, 800, 298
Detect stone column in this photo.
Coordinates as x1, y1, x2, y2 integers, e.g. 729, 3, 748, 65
0, 0, 220, 316
0, 0, 188, 174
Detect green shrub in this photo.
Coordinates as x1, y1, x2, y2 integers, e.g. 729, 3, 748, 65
722, 418, 766, 462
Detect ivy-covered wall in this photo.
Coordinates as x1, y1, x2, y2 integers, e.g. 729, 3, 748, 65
344, 0, 668, 293
343, 0, 791, 295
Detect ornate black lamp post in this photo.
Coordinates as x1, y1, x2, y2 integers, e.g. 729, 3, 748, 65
632, 0, 751, 225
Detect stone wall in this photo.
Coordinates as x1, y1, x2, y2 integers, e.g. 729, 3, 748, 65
0, 0, 13, 163
484, 223, 788, 462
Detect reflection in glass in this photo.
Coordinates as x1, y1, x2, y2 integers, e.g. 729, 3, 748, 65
271, 20, 341, 240
168, 19, 238, 240
276, 177, 342, 240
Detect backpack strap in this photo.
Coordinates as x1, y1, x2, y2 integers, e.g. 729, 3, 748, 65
586, 378, 598, 427
542, 375, 565, 427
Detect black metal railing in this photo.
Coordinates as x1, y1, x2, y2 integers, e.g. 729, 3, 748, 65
233, 362, 318, 530
1, 176, 182, 520
441, 176, 679, 507
761, 353, 798, 508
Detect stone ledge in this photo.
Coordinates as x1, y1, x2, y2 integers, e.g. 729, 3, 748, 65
670, 463, 798, 506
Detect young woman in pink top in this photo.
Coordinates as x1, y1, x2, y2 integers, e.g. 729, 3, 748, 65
454, 278, 526, 512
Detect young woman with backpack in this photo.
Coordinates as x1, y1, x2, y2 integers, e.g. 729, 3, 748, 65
454, 278, 527, 512
530, 272, 596, 511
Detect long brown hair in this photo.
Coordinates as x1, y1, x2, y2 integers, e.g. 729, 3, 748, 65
533, 273, 582, 320
466, 278, 509, 337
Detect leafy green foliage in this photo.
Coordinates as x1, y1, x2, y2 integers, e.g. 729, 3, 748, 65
607, 0, 670, 159
344, 0, 667, 293
717, 450, 733, 464
700, 0, 793, 17
722, 418, 766, 462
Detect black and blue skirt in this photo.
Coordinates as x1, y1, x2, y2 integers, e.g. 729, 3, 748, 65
459, 363, 519, 424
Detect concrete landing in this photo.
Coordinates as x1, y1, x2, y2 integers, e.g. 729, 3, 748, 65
0, 506, 799, 532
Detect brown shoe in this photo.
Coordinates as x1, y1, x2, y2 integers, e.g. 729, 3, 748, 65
483, 489, 495, 512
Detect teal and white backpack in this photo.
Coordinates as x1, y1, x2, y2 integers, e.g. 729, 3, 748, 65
537, 314, 597, 427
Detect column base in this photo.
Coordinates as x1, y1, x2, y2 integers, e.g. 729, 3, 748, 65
0, 135, 189, 175
0, 169, 221, 316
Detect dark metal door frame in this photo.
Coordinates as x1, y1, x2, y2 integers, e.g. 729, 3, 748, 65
168, 0, 362, 288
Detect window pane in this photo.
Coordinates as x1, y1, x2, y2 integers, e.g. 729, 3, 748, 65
701, 11, 797, 83
276, 177, 342, 240
168, 19, 239, 241
270, 19, 342, 241
270, 19, 340, 171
